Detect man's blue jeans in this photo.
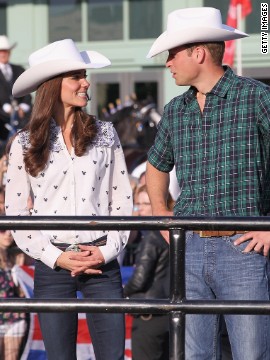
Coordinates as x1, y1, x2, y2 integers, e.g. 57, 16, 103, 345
34, 259, 125, 360
185, 232, 270, 360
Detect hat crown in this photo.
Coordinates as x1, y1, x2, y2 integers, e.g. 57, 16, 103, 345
167, 7, 223, 33
146, 6, 249, 58
29, 39, 83, 67
0, 35, 15, 50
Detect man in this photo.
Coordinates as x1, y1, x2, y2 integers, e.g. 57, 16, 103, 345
0, 35, 32, 150
146, 7, 270, 360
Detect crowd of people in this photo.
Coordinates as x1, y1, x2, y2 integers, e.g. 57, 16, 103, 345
0, 4, 270, 360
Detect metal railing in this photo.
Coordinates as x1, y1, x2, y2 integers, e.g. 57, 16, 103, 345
1, 215, 270, 360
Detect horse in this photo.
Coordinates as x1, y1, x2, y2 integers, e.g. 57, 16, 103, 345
100, 97, 161, 173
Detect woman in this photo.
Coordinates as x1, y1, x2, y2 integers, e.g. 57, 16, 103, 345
5, 39, 132, 360
0, 229, 27, 360
124, 185, 174, 360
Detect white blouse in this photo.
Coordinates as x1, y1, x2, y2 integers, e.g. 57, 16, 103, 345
5, 119, 133, 269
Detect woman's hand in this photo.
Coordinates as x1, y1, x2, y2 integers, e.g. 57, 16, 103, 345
56, 247, 104, 276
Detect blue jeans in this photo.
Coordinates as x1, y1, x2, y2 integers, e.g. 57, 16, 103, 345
185, 232, 270, 360
34, 259, 125, 360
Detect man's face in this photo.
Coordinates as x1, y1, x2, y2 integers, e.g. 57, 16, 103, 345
0, 49, 10, 64
166, 45, 198, 87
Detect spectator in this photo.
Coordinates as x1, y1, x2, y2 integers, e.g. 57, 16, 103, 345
0, 155, 7, 189
0, 36, 32, 150
124, 185, 174, 360
0, 187, 5, 215
0, 228, 27, 360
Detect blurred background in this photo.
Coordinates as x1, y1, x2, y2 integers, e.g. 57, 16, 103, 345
0, 0, 267, 118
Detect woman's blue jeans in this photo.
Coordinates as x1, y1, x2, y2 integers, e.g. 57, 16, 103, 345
185, 232, 270, 360
34, 259, 125, 360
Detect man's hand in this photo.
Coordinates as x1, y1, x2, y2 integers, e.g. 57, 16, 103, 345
234, 231, 270, 256
153, 209, 174, 244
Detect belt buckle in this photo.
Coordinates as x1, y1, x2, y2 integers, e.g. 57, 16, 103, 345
199, 231, 208, 238
65, 244, 81, 252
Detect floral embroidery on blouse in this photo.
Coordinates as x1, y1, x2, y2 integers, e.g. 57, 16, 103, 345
18, 119, 115, 152
92, 120, 115, 147
18, 120, 63, 152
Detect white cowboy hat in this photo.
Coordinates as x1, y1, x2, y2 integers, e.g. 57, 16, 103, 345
13, 39, 111, 97
0, 35, 16, 50
147, 7, 249, 58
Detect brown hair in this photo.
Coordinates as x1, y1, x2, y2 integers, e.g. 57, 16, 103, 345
186, 41, 225, 66
13, 74, 97, 177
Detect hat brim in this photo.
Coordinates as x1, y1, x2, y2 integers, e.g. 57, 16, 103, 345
147, 25, 249, 58
13, 50, 111, 97
0, 42, 17, 51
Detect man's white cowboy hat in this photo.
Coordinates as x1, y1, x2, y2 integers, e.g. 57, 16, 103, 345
13, 39, 111, 97
0, 35, 16, 50
147, 7, 249, 58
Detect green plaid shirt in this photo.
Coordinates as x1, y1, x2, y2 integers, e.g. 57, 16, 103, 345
148, 67, 270, 216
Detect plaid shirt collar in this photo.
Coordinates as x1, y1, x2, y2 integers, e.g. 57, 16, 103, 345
184, 66, 233, 104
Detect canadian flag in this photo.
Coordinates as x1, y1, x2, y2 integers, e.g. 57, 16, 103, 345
223, 0, 252, 66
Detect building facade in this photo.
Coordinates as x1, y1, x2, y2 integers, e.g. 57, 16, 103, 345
0, 0, 268, 116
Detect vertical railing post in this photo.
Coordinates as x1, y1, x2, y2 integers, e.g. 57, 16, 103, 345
169, 228, 186, 360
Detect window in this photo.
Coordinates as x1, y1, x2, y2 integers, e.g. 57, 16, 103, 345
246, 5, 267, 34
48, 0, 82, 42
134, 81, 158, 104
96, 83, 120, 118
88, 0, 123, 41
0, 1, 7, 35
129, 0, 162, 39
48, 0, 162, 42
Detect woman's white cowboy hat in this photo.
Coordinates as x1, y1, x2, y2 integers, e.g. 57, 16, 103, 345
0, 35, 16, 50
13, 39, 111, 97
147, 7, 249, 58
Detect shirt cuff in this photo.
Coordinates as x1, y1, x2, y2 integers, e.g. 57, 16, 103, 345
40, 242, 63, 269
99, 245, 117, 264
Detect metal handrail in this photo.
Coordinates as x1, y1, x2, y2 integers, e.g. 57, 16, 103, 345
1, 216, 270, 359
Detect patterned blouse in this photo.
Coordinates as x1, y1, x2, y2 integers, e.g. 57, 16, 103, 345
5, 119, 133, 269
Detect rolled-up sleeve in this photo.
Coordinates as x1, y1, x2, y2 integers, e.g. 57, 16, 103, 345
147, 107, 174, 172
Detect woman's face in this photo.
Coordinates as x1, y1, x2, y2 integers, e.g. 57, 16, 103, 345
0, 230, 13, 249
60, 70, 90, 109
137, 191, 152, 217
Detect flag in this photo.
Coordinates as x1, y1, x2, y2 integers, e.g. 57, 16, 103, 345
223, 0, 252, 66
14, 265, 133, 360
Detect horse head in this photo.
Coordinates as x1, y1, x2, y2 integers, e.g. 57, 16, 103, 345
100, 96, 161, 172
101, 97, 161, 149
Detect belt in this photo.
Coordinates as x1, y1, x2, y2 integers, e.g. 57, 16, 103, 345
52, 235, 107, 252
193, 231, 247, 238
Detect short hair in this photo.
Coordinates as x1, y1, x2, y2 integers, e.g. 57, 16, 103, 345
186, 41, 225, 66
